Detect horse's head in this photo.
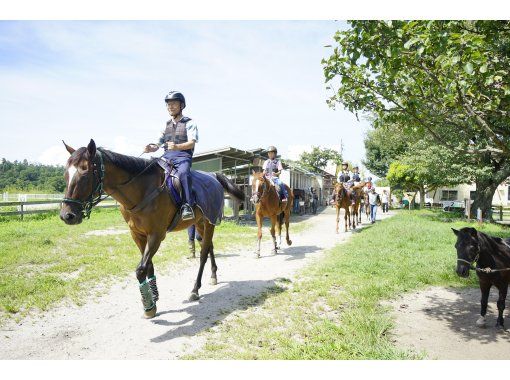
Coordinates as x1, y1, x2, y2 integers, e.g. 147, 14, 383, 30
250, 170, 268, 204
452, 227, 480, 278
334, 183, 346, 203
60, 139, 103, 225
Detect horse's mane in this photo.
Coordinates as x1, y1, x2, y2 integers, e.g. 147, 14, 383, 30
99, 148, 159, 175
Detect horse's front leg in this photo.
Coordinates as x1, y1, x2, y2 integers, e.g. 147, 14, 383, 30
189, 223, 215, 301
496, 282, 507, 329
285, 209, 292, 246
477, 279, 491, 327
335, 206, 340, 234
255, 212, 263, 258
344, 208, 348, 232
135, 233, 164, 319
270, 214, 278, 255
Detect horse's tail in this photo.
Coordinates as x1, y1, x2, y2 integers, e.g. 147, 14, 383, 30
215, 173, 246, 201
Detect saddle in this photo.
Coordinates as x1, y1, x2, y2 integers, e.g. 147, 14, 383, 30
157, 158, 184, 206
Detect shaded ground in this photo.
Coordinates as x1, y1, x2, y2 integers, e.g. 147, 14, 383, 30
389, 286, 510, 359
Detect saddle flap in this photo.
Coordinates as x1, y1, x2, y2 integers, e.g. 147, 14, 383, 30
157, 158, 183, 203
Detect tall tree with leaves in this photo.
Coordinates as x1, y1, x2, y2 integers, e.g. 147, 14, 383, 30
299, 146, 343, 172
323, 20, 510, 218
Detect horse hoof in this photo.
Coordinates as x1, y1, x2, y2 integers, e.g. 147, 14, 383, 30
188, 292, 200, 302
476, 316, 487, 327
210, 277, 218, 286
287, 240, 292, 246
254, 253, 260, 259
142, 306, 157, 319
272, 249, 278, 255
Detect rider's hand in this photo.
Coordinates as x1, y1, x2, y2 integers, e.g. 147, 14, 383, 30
144, 144, 159, 153
167, 142, 177, 151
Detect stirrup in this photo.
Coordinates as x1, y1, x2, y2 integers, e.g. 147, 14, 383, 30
181, 204, 195, 221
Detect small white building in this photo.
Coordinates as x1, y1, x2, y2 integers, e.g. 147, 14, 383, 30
413, 182, 510, 206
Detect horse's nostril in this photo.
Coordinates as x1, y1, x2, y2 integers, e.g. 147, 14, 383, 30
65, 213, 75, 221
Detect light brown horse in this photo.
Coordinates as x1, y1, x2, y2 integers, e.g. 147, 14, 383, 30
60, 139, 245, 318
334, 182, 365, 233
250, 171, 293, 258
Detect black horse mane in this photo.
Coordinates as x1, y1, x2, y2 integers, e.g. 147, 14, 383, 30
99, 148, 159, 175
68, 146, 159, 176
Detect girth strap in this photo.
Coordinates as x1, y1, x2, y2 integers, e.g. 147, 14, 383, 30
127, 185, 165, 213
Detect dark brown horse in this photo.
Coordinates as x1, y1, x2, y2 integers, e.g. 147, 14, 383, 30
453, 227, 510, 328
60, 139, 245, 318
250, 171, 293, 258
362, 191, 371, 221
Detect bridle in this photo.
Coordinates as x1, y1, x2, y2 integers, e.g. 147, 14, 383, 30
251, 177, 268, 204
457, 243, 510, 274
62, 150, 106, 219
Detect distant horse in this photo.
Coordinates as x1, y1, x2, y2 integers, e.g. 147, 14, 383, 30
363, 192, 371, 221
60, 139, 245, 318
250, 171, 293, 258
453, 227, 510, 328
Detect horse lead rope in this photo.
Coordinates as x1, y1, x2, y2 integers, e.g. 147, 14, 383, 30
457, 250, 510, 273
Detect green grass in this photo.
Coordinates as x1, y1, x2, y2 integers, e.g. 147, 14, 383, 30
188, 210, 508, 359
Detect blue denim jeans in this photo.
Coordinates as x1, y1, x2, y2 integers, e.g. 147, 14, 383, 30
370, 204, 378, 222
271, 177, 288, 199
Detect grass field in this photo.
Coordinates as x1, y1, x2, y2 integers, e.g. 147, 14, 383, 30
0, 208, 261, 322
188, 210, 509, 359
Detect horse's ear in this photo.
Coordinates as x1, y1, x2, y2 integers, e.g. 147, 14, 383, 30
451, 228, 459, 236
252, 169, 256, 175
62, 140, 75, 155
87, 139, 96, 159
470, 227, 478, 238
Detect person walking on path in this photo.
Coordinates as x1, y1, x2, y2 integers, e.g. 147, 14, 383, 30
381, 190, 389, 213
368, 187, 381, 223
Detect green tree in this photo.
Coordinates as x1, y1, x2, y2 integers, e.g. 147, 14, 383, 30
323, 20, 510, 218
363, 123, 410, 178
299, 146, 343, 172
387, 141, 470, 208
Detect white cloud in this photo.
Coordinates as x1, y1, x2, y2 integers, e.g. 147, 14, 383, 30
38, 144, 70, 166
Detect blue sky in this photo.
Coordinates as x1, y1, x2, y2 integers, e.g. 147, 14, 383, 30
0, 21, 371, 172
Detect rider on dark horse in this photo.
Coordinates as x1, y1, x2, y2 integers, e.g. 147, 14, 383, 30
263, 146, 288, 204
144, 91, 198, 221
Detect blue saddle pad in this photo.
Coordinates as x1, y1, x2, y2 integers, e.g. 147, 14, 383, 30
190, 170, 225, 225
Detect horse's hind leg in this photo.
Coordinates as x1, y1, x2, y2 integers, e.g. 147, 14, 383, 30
189, 222, 215, 301
477, 279, 491, 327
196, 222, 217, 286
208, 243, 218, 286
496, 283, 507, 329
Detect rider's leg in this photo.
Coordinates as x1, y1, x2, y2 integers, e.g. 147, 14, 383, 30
173, 156, 194, 219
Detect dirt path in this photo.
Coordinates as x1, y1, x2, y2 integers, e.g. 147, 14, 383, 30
0, 207, 393, 359
389, 287, 510, 359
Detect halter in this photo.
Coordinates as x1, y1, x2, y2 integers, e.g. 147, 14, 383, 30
457, 245, 510, 274
62, 150, 107, 219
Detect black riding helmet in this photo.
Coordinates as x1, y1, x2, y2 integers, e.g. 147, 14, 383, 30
165, 91, 186, 109
267, 146, 277, 154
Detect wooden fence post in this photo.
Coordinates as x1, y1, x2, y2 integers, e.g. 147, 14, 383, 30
20, 203, 24, 220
